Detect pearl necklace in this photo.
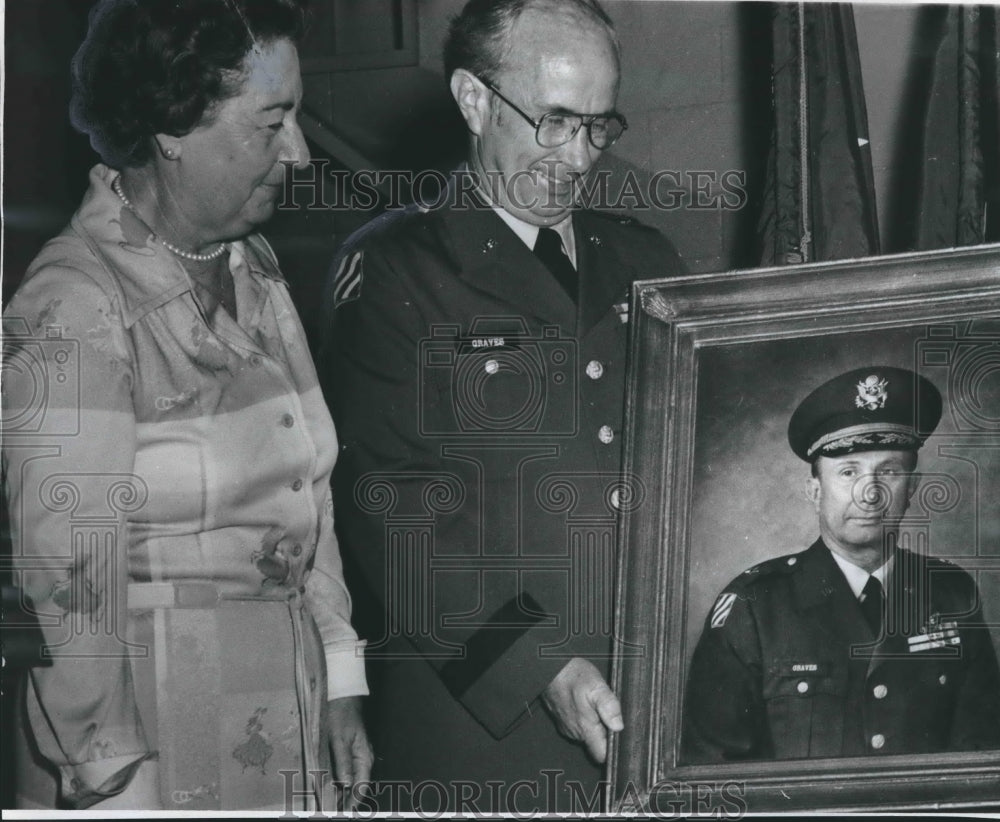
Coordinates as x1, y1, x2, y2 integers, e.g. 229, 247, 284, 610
112, 175, 227, 262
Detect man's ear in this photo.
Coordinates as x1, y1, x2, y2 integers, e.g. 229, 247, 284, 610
805, 475, 821, 512
450, 68, 490, 137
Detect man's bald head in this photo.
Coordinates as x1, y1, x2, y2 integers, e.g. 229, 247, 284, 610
443, 0, 620, 86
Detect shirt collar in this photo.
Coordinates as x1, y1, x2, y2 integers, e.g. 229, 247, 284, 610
490, 205, 577, 267
829, 548, 894, 599
467, 162, 577, 267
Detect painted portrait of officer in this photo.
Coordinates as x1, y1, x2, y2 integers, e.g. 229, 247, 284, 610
681, 364, 1000, 762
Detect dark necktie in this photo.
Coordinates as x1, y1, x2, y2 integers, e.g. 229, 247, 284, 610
534, 226, 577, 303
859, 576, 884, 637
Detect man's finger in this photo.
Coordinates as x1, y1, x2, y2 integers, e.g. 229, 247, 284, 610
332, 734, 353, 786
582, 722, 609, 763
352, 740, 373, 786
594, 690, 624, 732
343, 745, 372, 812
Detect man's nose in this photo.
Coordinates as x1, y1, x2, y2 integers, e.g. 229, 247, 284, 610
856, 475, 890, 509
558, 125, 599, 173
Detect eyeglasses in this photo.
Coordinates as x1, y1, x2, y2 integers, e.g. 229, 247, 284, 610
481, 79, 627, 150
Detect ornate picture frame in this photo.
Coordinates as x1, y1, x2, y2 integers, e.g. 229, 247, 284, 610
608, 244, 1000, 814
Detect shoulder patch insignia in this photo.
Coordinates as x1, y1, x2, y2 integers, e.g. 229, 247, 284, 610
332, 249, 364, 308
710, 592, 738, 629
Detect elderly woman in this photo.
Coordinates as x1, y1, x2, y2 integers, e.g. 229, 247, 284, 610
3, 0, 370, 811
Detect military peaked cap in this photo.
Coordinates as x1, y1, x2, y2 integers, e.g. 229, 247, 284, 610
788, 365, 943, 461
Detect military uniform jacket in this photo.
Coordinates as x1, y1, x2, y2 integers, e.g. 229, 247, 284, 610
322, 183, 683, 798
682, 540, 1000, 763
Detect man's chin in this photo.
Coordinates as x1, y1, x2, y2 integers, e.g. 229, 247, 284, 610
505, 181, 577, 216
500, 200, 572, 226
542, 183, 579, 211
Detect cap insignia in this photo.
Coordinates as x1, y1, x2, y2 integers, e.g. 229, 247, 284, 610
855, 375, 888, 411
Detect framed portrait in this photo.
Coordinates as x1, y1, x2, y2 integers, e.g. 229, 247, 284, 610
608, 243, 1000, 814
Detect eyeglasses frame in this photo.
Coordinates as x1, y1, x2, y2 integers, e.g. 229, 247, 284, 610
480, 77, 628, 150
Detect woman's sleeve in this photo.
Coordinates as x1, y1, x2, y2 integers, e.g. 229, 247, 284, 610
259, 245, 369, 704
305, 483, 369, 701
3, 263, 154, 807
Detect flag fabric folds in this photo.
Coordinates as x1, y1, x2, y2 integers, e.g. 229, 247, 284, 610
759, 3, 880, 265
913, 5, 1000, 251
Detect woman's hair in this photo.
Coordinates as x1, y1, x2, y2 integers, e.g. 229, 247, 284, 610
71, 0, 308, 167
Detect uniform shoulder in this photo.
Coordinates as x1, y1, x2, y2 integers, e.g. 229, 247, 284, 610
701, 552, 803, 632
579, 209, 686, 274
917, 552, 978, 588
342, 202, 437, 257
582, 209, 665, 239
721, 550, 805, 592
922, 553, 962, 569
324, 204, 443, 312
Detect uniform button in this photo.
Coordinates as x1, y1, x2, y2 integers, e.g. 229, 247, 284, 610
586, 360, 604, 380
291, 543, 303, 557
281, 413, 295, 428
796, 681, 809, 694
484, 359, 499, 375
787, 557, 797, 566
938, 674, 948, 686
291, 478, 303, 492
873, 684, 888, 699
598, 425, 614, 444
870, 733, 885, 750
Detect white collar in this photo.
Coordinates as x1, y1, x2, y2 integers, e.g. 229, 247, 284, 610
829, 549, 893, 600
489, 204, 577, 267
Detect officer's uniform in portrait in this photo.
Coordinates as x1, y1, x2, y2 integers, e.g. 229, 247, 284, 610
681, 364, 1000, 763
682, 538, 1000, 762
320, 177, 684, 811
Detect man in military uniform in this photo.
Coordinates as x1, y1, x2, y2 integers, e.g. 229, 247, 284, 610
320, 0, 683, 811
681, 366, 1000, 763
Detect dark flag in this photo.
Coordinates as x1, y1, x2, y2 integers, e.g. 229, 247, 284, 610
759, 3, 880, 265
913, 5, 1000, 250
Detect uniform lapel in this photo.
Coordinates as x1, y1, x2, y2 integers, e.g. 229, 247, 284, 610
868, 548, 924, 677
793, 540, 877, 658
574, 212, 637, 335
440, 195, 577, 329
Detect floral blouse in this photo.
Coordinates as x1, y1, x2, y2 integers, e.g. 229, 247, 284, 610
2, 164, 366, 802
